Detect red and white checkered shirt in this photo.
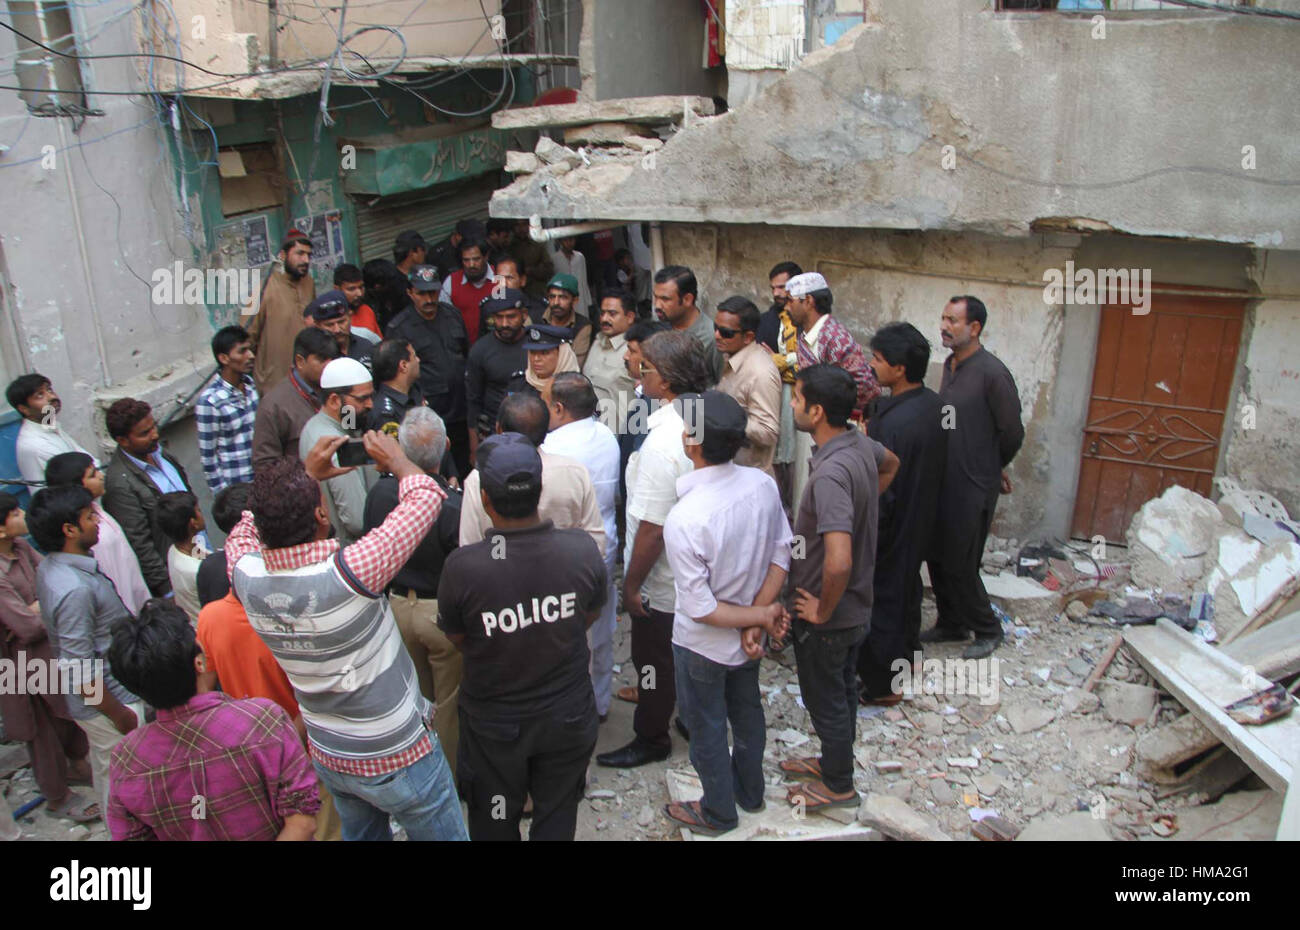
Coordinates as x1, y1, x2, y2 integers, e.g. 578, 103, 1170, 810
226, 472, 446, 775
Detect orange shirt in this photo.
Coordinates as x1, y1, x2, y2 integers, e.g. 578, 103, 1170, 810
351, 303, 382, 338
196, 593, 299, 720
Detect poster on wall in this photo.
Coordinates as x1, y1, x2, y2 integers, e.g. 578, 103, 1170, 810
292, 209, 346, 292
214, 214, 272, 271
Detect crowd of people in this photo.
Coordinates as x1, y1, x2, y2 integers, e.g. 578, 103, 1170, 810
0, 218, 1025, 840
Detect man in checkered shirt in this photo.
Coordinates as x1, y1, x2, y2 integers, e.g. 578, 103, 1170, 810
195, 326, 259, 494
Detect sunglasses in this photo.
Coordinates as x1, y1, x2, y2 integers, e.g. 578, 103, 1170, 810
713, 324, 741, 339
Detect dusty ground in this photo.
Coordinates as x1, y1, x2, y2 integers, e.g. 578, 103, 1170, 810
1, 570, 1281, 842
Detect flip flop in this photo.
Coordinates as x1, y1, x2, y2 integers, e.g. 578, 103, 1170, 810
45, 791, 100, 824
663, 801, 733, 837
779, 756, 822, 780
787, 781, 858, 812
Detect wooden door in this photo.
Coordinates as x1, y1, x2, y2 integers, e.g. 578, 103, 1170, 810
1070, 290, 1245, 542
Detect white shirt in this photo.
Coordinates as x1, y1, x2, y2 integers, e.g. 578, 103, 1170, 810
167, 543, 206, 626
625, 400, 693, 613
664, 462, 792, 666
801, 312, 829, 360
16, 418, 96, 485
552, 248, 592, 313
542, 417, 620, 561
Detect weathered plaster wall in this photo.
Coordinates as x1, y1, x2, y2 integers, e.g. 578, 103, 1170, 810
582, 0, 721, 102
1226, 251, 1300, 518
662, 222, 1300, 539
498, 0, 1300, 248
0, 4, 215, 497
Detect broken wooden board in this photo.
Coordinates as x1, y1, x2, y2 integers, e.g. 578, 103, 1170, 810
1125, 619, 1300, 792
666, 769, 878, 841
1150, 746, 1252, 802
492, 95, 716, 131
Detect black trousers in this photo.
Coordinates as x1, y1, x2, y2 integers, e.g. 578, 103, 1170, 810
457, 695, 599, 841
929, 494, 1000, 638
446, 420, 471, 480
793, 622, 867, 794
857, 548, 925, 698
632, 606, 677, 749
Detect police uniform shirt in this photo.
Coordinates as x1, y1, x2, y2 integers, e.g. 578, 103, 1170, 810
346, 335, 374, 373
437, 520, 606, 718
465, 333, 528, 432
386, 302, 470, 425
367, 381, 425, 435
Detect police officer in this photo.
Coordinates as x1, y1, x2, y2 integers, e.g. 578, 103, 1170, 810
520, 323, 580, 408
367, 336, 459, 482
437, 433, 606, 841
305, 289, 374, 372
465, 288, 530, 461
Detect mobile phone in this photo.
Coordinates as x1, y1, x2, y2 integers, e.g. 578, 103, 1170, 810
337, 438, 373, 467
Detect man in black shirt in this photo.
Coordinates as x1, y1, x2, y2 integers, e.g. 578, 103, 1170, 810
367, 337, 458, 482
386, 264, 471, 478
305, 290, 373, 372
858, 323, 946, 702
363, 406, 464, 772
465, 289, 529, 462
922, 296, 1024, 660
437, 433, 605, 841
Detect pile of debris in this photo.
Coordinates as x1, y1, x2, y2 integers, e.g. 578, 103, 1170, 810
493, 95, 717, 180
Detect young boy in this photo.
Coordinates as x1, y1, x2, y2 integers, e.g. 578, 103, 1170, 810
0, 493, 98, 823
156, 491, 207, 625
45, 452, 151, 616
29, 485, 145, 815
108, 598, 320, 840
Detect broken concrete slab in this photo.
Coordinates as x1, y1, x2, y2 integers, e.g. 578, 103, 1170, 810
1128, 485, 1226, 594
504, 151, 539, 174
1137, 712, 1220, 770
1125, 619, 1300, 792
1222, 611, 1300, 680
1060, 687, 1101, 716
492, 95, 717, 131
1006, 703, 1056, 734
1150, 746, 1252, 802
534, 136, 583, 168
1098, 681, 1159, 727
1162, 789, 1282, 842
859, 793, 953, 841
562, 122, 642, 146
1017, 811, 1114, 841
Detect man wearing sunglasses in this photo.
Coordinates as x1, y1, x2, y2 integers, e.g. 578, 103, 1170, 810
298, 358, 378, 545
714, 296, 782, 475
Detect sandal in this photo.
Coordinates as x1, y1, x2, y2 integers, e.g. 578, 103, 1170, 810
779, 756, 822, 780
615, 686, 639, 704
663, 801, 733, 837
45, 791, 101, 824
787, 781, 858, 812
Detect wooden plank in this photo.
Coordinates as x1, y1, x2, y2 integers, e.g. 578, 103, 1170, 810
1124, 619, 1300, 792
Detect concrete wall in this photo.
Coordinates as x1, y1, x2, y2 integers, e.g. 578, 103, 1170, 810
0, 2, 215, 510
581, 0, 721, 102
660, 221, 1300, 540
498, 0, 1300, 249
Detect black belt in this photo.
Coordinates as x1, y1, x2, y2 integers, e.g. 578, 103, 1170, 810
387, 583, 437, 600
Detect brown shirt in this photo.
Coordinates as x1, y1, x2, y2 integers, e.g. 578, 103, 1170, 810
789, 428, 887, 631
0, 538, 70, 739
248, 269, 315, 394
718, 340, 782, 474
251, 368, 320, 473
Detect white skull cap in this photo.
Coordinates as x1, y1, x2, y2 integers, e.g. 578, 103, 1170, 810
319, 357, 372, 391
785, 272, 829, 298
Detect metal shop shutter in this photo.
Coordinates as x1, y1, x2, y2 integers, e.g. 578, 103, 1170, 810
354, 174, 503, 265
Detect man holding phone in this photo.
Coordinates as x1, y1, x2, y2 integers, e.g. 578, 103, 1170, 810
299, 358, 377, 545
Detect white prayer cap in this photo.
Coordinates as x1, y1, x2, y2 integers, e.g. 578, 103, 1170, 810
319, 357, 372, 391
785, 272, 829, 298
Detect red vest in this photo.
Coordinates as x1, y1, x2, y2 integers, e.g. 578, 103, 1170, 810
448, 272, 495, 344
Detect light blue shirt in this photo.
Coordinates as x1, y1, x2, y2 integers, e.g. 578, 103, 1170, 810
122, 448, 187, 494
